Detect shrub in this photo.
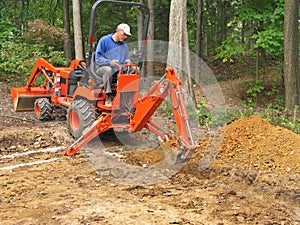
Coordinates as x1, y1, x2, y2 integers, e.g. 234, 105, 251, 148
0, 20, 66, 86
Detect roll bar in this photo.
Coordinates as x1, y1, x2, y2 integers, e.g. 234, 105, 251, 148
86, 0, 150, 70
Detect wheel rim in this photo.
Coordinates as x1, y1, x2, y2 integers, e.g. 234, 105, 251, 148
69, 110, 81, 132
35, 104, 41, 118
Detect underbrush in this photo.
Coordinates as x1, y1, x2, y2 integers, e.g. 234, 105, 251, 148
206, 61, 300, 133
196, 88, 300, 134
158, 60, 300, 134
194, 100, 300, 134
0, 20, 66, 88
235, 104, 300, 134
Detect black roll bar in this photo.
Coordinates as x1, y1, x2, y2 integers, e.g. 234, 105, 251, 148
86, 0, 150, 70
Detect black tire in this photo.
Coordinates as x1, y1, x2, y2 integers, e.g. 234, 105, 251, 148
67, 99, 96, 139
34, 98, 52, 120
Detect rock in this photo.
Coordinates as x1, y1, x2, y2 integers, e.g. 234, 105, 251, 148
9, 146, 17, 151
33, 142, 40, 148
109, 167, 127, 178
236, 215, 245, 223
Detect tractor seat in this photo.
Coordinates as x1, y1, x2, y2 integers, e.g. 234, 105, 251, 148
67, 65, 89, 97
90, 52, 103, 85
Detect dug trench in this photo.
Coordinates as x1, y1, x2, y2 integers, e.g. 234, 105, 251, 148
0, 81, 300, 224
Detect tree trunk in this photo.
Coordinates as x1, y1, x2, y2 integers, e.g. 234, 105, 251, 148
196, 0, 203, 57
284, 0, 300, 113
255, 47, 259, 80
16, 0, 24, 30
72, 0, 83, 60
138, 0, 145, 76
49, 0, 53, 25
167, 0, 195, 101
63, 0, 73, 64
138, 0, 143, 50
203, 27, 208, 59
146, 0, 155, 76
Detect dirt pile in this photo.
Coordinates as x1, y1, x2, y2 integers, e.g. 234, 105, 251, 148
215, 115, 300, 175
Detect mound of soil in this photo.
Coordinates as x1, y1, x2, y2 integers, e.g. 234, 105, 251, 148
216, 115, 300, 174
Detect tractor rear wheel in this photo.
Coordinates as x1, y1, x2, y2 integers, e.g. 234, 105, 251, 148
67, 99, 96, 139
34, 98, 52, 120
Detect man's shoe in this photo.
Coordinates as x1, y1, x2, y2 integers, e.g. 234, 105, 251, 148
105, 95, 112, 106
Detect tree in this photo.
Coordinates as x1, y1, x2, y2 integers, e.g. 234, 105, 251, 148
196, 0, 203, 57
63, 0, 73, 63
167, 0, 194, 98
146, 0, 155, 76
284, 0, 300, 113
72, 0, 83, 60
16, 0, 24, 30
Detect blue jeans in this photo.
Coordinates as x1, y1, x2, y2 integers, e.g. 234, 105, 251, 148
96, 66, 114, 94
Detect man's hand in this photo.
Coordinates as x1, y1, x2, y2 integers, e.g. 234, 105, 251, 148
110, 60, 120, 67
124, 59, 131, 64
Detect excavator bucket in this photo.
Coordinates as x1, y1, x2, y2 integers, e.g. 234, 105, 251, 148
11, 86, 51, 111
160, 140, 191, 165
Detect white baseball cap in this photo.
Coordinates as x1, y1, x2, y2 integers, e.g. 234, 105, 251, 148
117, 23, 131, 36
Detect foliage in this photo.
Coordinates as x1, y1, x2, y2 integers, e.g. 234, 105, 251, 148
0, 21, 20, 43
81, 2, 148, 49
215, 36, 246, 63
234, 104, 300, 134
167, 95, 300, 135
237, 64, 284, 107
154, 1, 170, 42
23, 19, 65, 50
215, 0, 284, 63
0, 41, 65, 86
0, 19, 66, 86
252, 27, 284, 57
265, 64, 284, 98
196, 99, 236, 127
244, 79, 265, 105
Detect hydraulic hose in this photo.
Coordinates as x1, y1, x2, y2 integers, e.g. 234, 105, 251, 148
0, 114, 66, 123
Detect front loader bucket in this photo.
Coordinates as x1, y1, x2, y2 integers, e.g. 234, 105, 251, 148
11, 87, 51, 111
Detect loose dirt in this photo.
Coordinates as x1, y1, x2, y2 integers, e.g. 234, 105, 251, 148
0, 81, 299, 225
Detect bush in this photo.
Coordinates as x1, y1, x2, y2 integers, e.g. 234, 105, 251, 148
0, 20, 66, 86
23, 19, 65, 50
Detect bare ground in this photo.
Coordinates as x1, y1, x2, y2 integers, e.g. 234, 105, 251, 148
0, 79, 300, 225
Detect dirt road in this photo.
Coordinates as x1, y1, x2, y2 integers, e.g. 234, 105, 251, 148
1, 82, 300, 224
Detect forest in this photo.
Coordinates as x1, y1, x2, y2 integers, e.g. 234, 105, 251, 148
1, 1, 300, 224
0, 0, 299, 131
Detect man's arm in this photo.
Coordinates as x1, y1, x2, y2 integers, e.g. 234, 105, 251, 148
95, 37, 110, 67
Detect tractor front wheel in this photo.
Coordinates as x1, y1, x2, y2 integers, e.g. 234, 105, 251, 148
67, 100, 96, 139
34, 98, 52, 120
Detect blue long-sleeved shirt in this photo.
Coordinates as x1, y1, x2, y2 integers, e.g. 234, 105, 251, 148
95, 33, 130, 72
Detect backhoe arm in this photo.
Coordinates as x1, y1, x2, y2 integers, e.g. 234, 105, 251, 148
64, 68, 197, 163
130, 68, 196, 162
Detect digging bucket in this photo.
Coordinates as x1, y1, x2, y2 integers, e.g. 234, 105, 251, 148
11, 86, 51, 112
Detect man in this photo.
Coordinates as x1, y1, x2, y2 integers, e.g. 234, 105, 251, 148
95, 23, 133, 106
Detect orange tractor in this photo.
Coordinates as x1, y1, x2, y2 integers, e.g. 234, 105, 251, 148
11, 0, 197, 163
